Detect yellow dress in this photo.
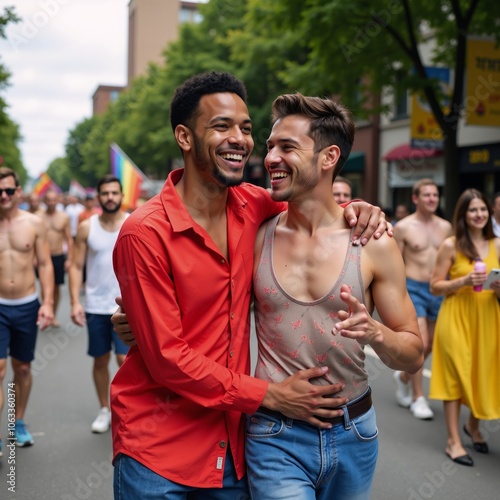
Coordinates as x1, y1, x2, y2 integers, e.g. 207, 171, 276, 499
429, 239, 500, 419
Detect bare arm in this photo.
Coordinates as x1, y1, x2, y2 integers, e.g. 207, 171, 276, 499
430, 237, 488, 296
63, 214, 73, 270
68, 221, 89, 326
393, 222, 406, 256
333, 234, 423, 373
34, 222, 54, 330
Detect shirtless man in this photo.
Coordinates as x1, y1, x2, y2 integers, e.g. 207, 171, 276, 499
332, 175, 352, 204
0, 167, 54, 453
41, 189, 73, 328
393, 178, 452, 419
26, 191, 45, 215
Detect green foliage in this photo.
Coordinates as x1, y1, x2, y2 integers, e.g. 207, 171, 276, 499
0, 6, 25, 183
60, 0, 499, 213
0, 117, 26, 184
46, 157, 71, 192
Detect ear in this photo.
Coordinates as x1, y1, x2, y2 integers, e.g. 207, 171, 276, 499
321, 145, 341, 172
175, 125, 193, 153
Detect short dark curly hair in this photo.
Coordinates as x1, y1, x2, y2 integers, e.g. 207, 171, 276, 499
170, 72, 248, 132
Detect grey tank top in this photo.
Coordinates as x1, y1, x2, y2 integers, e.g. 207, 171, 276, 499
254, 214, 368, 400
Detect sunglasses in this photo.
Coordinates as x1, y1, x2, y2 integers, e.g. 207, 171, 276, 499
0, 188, 17, 196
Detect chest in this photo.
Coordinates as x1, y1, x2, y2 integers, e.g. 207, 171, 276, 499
405, 223, 444, 252
272, 228, 351, 301
0, 224, 35, 254
44, 214, 65, 233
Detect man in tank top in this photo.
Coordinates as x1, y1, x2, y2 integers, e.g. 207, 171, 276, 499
245, 93, 423, 500
69, 175, 129, 434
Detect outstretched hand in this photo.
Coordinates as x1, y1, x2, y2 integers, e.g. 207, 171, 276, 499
332, 284, 381, 346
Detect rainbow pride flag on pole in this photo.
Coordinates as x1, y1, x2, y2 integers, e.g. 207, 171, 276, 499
110, 143, 144, 211
32, 172, 61, 196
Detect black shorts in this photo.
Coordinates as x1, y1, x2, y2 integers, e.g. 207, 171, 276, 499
51, 254, 66, 285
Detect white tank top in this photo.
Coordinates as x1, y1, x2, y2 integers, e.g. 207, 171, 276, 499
85, 213, 127, 314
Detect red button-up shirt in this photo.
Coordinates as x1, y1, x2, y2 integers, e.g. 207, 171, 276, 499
111, 168, 284, 487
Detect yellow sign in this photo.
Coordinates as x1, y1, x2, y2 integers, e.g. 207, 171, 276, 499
410, 67, 450, 148
466, 38, 500, 126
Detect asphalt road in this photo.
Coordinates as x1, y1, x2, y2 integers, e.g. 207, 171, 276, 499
1, 284, 499, 499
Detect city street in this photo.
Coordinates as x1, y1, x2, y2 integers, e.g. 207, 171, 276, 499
1, 283, 499, 499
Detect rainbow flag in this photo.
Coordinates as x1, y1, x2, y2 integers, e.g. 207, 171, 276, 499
110, 143, 144, 211
32, 172, 61, 196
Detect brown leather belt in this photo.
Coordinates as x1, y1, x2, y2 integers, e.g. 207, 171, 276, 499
257, 387, 372, 426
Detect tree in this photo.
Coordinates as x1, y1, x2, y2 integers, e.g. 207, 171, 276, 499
0, 6, 26, 183
231, 0, 500, 217
46, 157, 71, 192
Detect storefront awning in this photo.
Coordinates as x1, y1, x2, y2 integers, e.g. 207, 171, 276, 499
343, 151, 364, 173
383, 143, 443, 162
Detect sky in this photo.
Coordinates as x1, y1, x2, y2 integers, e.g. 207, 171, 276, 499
0, 0, 129, 181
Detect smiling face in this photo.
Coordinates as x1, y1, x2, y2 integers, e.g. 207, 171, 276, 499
265, 115, 322, 202
0, 175, 20, 212
413, 183, 440, 215
188, 92, 254, 188
465, 197, 489, 230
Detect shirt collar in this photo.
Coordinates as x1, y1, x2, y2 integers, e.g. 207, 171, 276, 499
160, 168, 248, 232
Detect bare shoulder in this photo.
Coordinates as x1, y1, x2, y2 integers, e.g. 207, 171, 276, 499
393, 213, 416, 236
363, 230, 399, 258
493, 237, 500, 256
440, 236, 456, 252
17, 210, 43, 228
76, 218, 91, 239
434, 215, 452, 231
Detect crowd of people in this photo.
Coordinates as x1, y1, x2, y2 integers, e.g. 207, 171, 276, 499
0, 71, 498, 499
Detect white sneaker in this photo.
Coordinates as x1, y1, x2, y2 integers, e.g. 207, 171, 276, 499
393, 371, 413, 408
91, 407, 111, 433
410, 396, 434, 420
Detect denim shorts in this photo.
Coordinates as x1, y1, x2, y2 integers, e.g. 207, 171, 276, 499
86, 313, 129, 358
245, 390, 378, 500
0, 297, 40, 362
113, 453, 249, 499
406, 278, 443, 320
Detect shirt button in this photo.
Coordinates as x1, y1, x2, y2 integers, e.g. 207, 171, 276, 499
230, 312, 234, 319
221, 259, 225, 264
229, 351, 234, 358
219, 441, 226, 448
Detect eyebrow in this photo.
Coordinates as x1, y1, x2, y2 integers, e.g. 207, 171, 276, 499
208, 116, 252, 126
266, 137, 300, 147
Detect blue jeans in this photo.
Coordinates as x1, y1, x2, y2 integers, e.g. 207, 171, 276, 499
113, 452, 249, 499
245, 398, 378, 499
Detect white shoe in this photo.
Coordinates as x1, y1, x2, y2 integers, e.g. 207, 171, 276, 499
410, 396, 434, 420
91, 407, 111, 433
393, 371, 412, 408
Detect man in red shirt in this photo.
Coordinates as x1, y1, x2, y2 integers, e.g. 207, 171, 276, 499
111, 72, 389, 499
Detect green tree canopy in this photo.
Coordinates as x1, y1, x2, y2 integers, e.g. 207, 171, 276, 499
229, 0, 500, 216
0, 6, 26, 184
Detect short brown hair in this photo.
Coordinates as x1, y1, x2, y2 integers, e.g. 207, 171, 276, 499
271, 93, 355, 176
412, 178, 437, 197
0, 167, 19, 186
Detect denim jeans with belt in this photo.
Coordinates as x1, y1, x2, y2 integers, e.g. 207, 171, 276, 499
245, 390, 378, 500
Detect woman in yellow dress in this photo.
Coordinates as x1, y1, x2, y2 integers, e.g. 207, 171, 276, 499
430, 188, 500, 467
